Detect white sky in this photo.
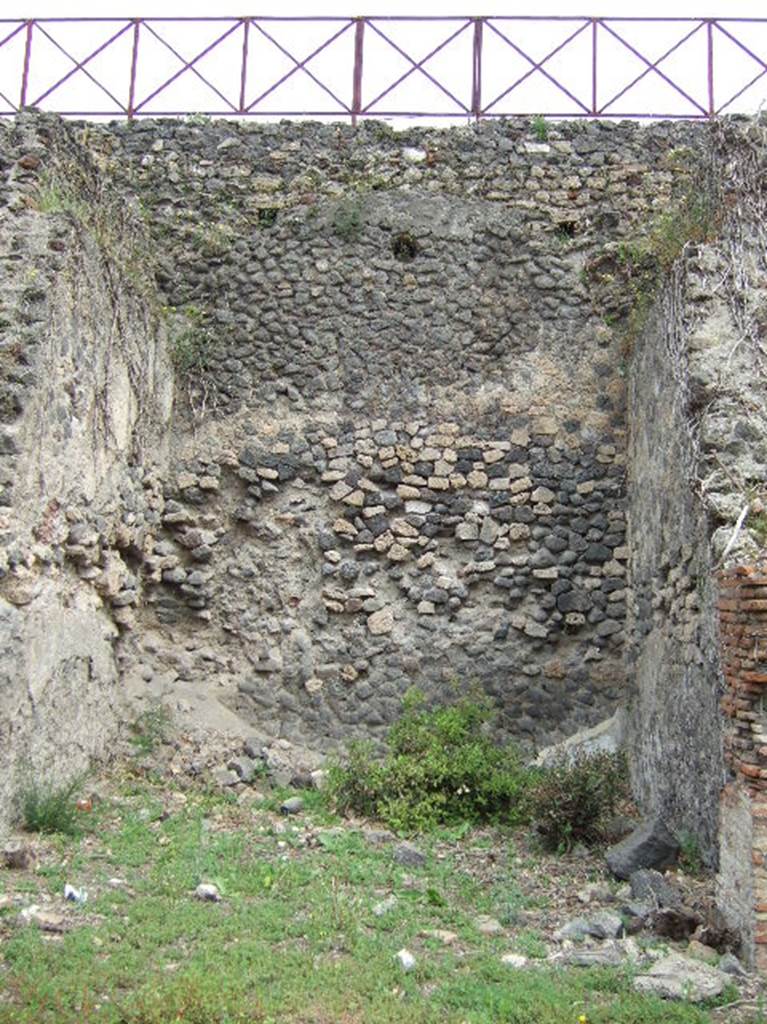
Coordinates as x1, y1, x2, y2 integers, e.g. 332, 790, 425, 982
3, 4, 767, 120
7, 2, 767, 17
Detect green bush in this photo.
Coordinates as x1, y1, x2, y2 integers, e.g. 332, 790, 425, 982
528, 751, 630, 852
327, 689, 535, 833
130, 703, 172, 755
20, 776, 85, 836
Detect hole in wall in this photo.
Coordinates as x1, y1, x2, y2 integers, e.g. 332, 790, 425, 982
556, 220, 578, 239
392, 231, 419, 262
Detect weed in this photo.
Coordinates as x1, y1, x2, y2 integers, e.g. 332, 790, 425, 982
513, 928, 549, 959
678, 830, 705, 876
532, 114, 549, 142
749, 509, 767, 547
391, 231, 419, 262
130, 704, 172, 755
332, 199, 363, 240
529, 752, 630, 852
167, 304, 213, 374
31, 174, 86, 219
19, 775, 85, 836
0, 770, 733, 1024
257, 207, 278, 228
327, 688, 535, 833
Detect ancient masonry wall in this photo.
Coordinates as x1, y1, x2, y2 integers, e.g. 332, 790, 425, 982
626, 266, 725, 863
79, 115, 703, 752
3, 115, 767, 948
0, 114, 173, 833
624, 118, 767, 949
718, 568, 767, 971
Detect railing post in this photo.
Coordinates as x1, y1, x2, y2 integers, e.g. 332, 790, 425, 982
591, 17, 598, 116
707, 19, 715, 117
127, 19, 140, 119
239, 17, 250, 114
352, 17, 364, 126
20, 20, 33, 110
471, 17, 483, 121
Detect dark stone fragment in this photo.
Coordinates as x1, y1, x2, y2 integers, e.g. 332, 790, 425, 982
557, 591, 591, 613
602, 578, 625, 594
366, 516, 389, 538
596, 620, 622, 637
584, 543, 611, 564
629, 869, 682, 908
277, 460, 298, 482
544, 535, 568, 553
605, 818, 680, 880
531, 549, 556, 569
393, 841, 426, 868
381, 492, 403, 510
317, 529, 335, 551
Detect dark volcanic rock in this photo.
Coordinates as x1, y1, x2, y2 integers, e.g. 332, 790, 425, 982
605, 818, 679, 879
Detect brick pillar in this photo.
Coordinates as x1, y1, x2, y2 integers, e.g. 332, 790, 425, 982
718, 567, 767, 971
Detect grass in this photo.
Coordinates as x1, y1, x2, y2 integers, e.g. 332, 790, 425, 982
129, 705, 173, 756
19, 776, 85, 837
0, 771, 735, 1024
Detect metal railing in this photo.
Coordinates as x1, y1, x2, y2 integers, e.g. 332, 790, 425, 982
1, 16, 766, 121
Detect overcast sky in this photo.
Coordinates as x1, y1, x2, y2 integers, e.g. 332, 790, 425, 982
6, 2, 767, 18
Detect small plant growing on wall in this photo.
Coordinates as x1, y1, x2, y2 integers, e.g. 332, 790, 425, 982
167, 304, 212, 374
392, 230, 419, 262
332, 199, 363, 240
531, 114, 549, 142
257, 207, 278, 228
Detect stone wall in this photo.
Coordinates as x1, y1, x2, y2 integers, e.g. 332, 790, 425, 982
4, 111, 767, 905
626, 119, 767, 880
0, 114, 173, 833
626, 265, 725, 863
718, 568, 767, 969
74, 116, 709, 751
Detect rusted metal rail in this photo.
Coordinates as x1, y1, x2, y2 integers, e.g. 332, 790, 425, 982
1, 16, 766, 121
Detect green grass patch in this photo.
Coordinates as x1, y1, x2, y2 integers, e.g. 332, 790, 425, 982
19, 776, 86, 837
0, 772, 730, 1024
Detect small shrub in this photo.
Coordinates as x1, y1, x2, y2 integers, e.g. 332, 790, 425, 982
327, 689, 535, 833
332, 199, 363, 240
391, 231, 419, 261
167, 305, 212, 374
257, 207, 278, 227
529, 751, 630, 852
678, 830, 705, 875
20, 775, 85, 836
131, 704, 172, 755
531, 114, 549, 142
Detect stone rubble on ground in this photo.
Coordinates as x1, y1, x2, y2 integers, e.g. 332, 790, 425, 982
393, 841, 426, 868
194, 882, 222, 902
633, 953, 730, 1003
605, 817, 680, 879
396, 948, 417, 972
